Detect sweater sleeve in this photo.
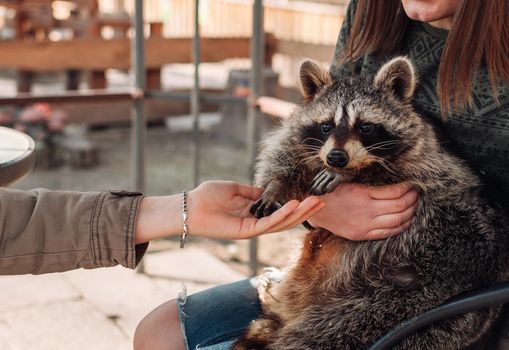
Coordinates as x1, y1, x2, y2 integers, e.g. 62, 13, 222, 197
0, 187, 148, 275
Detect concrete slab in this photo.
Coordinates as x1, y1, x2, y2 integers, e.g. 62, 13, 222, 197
0, 248, 246, 348
143, 247, 246, 285
0, 273, 80, 312
62, 265, 219, 338
0, 300, 130, 350
63, 266, 178, 337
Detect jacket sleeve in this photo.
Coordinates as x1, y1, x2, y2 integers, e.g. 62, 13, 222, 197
0, 187, 148, 275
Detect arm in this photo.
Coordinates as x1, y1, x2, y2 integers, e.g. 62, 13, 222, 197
0, 182, 323, 275
135, 181, 324, 243
0, 187, 143, 275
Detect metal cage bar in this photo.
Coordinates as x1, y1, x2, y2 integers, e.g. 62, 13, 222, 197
247, 0, 265, 277
192, 0, 201, 188
132, 0, 146, 192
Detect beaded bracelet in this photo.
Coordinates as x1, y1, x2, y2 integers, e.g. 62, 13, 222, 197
180, 190, 189, 248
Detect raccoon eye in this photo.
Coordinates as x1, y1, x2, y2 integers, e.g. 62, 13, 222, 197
320, 122, 334, 135
358, 123, 375, 135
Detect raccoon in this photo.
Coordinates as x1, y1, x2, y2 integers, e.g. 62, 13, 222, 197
234, 57, 509, 350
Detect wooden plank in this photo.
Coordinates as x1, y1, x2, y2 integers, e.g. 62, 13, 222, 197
0, 37, 252, 71
0, 90, 132, 105
60, 98, 219, 125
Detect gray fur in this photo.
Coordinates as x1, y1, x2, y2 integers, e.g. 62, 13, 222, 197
237, 57, 509, 350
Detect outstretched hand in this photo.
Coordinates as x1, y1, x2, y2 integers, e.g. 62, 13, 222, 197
188, 181, 325, 240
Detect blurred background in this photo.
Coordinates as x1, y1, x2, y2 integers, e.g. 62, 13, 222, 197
0, 1, 349, 349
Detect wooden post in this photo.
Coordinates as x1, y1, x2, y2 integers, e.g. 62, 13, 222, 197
66, 70, 81, 90
89, 70, 107, 89
17, 71, 33, 93
15, 3, 31, 93
146, 22, 163, 90
87, 0, 106, 89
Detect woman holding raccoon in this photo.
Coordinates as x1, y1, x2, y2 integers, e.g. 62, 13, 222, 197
135, 0, 509, 349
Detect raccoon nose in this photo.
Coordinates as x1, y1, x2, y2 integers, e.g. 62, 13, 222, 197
326, 150, 349, 168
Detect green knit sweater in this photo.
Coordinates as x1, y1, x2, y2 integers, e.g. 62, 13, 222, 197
331, 0, 509, 208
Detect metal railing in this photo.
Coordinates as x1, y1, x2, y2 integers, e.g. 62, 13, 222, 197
0, 0, 264, 276
131, 0, 264, 275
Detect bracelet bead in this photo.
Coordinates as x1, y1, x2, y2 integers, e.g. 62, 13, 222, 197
180, 190, 189, 248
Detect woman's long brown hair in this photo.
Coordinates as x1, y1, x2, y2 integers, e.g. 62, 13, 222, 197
339, 0, 509, 114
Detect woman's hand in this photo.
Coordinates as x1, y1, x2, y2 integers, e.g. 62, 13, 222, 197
308, 182, 418, 240
188, 181, 325, 240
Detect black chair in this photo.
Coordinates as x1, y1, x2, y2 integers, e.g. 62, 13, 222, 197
369, 282, 509, 350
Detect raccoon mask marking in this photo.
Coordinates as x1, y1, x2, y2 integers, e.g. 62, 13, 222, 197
251, 57, 424, 218
239, 56, 509, 350
304, 58, 417, 195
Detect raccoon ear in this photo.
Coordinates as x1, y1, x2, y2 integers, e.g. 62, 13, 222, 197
374, 57, 416, 102
299, 60, 332, 102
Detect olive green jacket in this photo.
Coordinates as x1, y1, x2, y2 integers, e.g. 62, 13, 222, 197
0, 187, 147, 275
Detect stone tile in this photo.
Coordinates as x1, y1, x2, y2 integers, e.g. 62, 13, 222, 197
0, 249, 246, 348
0, 273, 80, 312
151, 277, 215, 297
63, 266, 185, 338
0, 300, 130, 350
0, 321, 17, 350
143, 247, 246, 285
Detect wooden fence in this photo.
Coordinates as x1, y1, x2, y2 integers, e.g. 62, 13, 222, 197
116, 0, 345, 44
164, 0, 346, 45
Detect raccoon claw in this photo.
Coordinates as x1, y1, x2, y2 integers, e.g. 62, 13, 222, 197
310, 170, 342, 195
250, 198, 283, 218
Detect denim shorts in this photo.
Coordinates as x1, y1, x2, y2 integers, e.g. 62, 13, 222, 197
177, 278, 262, 350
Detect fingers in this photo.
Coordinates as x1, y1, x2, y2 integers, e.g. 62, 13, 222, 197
368, 182, 413, 200
366, 217, 414, 240
255, 197, 324, 234
267, 197, 325, 233
365, 202, 417, 240
250, 200, 300, 234
371, 201, 416, 228
235, 183, 265, 201
373, 188, 419, 214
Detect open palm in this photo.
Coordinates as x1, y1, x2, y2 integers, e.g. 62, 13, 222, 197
188, 181, 324, 240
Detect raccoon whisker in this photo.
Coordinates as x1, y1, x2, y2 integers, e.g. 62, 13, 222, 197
365, 144, 400, 152
301, 138, 325, 146
365, 140, 404, 148
295, 154, 321, 167
370, 139, 404, 146
298, 150, 321, 158
293, 155, 324, 171
366, 155, 399, 176
365, 140, 404, 152
367, 154, 393, 167
374, 162, 398, 177
301, 146, 323, 153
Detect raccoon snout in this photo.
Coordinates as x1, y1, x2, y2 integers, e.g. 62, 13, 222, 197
326, 150, 349, 168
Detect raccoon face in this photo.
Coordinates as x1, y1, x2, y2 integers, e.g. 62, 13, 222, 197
296, 57, 420, 175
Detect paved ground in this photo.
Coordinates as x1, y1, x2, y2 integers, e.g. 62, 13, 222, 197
0, 247, 246, 350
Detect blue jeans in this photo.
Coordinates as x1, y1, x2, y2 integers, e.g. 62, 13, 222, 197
177, 279, 262, 350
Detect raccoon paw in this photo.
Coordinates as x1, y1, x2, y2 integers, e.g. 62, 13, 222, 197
310, 169, 342, 195
250, 198, 283, 218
